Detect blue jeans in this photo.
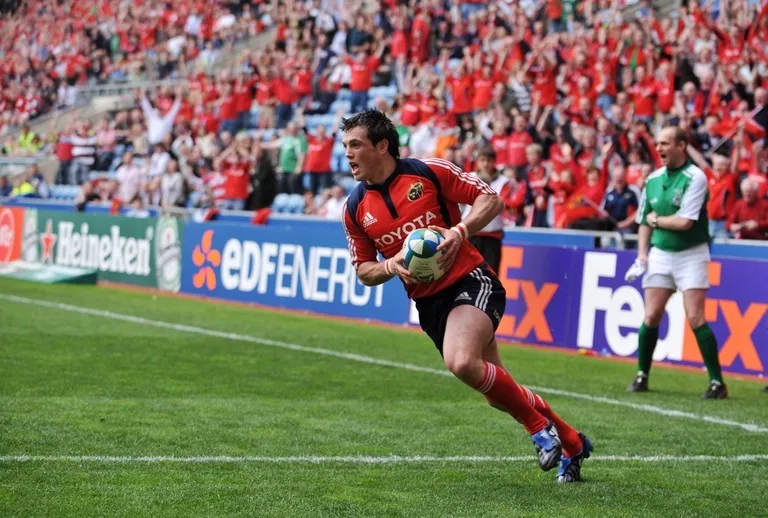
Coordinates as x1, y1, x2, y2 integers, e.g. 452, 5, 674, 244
350, 91, 369, 114
709, 219, 728, 239
276, 103, 294, 129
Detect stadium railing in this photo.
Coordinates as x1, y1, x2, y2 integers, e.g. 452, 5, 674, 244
0, 156, 44, 177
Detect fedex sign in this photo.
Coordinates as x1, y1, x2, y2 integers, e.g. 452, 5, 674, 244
575, 250, 768, 375
577, 252, 686, 361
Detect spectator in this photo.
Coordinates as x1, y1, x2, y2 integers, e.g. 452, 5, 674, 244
728, 178, 768, 240
10, 172, 36, 198
160, 159, 186, 208
140, 88, 183, 145
69, 121, 98, 185
602, 164, 639, 235
28, 165, 50, 199
0, 176, 11, 197
321, 184, 347, 220
262, 120, 307, 194
303, 110, 343, 194
114, 152, 146, 210
213, 135, 253, 210
74, 181, 104, 212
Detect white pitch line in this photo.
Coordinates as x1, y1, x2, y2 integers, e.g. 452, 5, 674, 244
3, 293, 767, 435
2, 454, 768, 464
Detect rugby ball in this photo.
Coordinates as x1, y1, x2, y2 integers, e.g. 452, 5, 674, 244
402, 228, 445, 282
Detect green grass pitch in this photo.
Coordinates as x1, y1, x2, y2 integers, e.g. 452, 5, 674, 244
1, 277, 767, 517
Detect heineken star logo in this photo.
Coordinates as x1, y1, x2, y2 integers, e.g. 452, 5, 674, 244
40, 220, 57, 263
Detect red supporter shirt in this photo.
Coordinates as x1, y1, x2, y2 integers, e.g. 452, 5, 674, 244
472, 73, 496, 111
419, 96, 438, 124
219, 95, 237, 121
629, 79, 657, 118
256, 80, 274, 105
222, 160, 251, 200
507, 131, 533, 168
401, 98, 421, 126
342, 158, 495, 299
304, 135, 334, 173
532, 65, 557, 107
527, 164, 548, 197
706, 170, 737, 221
655, 72, 675, 114
235, 81, 254, 112
727, 198, 768, 240
491, 135, 510, 167
449, 75, 474, 114
348, 56, 380, 92
274, 78, 295, 105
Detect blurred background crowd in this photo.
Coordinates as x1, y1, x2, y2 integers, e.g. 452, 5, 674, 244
1, 0, 767, 239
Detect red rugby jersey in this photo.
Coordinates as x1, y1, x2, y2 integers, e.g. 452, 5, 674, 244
342, 158, 495, 300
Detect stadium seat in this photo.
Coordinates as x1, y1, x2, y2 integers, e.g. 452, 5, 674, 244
287, 194, 305, 214
271, 193, 290, 213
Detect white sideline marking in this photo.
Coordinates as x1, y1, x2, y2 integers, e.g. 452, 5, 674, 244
3, 294, 767, 434
2, 454, 768, 464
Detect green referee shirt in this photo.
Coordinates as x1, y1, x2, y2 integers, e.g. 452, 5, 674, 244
636, 160, 711, 252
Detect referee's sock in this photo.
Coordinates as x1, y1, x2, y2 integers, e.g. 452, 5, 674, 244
694, 323, 724, 384
637, 323, 659, 376
474, 362, 549, 435
521, 385, 584, 459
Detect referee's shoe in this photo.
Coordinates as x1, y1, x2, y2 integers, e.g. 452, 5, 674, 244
702, 380, 728, 399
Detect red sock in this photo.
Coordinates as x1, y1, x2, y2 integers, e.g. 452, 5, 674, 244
520, 385, 583, 458
474, 362, 548, 435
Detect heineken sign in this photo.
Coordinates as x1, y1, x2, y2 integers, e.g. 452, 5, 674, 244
33, 210, 183, 291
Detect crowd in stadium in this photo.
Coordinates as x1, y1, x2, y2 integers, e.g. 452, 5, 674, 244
1, 0, 768, 239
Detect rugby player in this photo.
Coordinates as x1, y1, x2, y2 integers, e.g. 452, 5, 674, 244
341, 110, 592, 482
625, 126, 727, 399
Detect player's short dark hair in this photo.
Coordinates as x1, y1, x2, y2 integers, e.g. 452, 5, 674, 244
477, 146, 497, 161
340, 109, 400, 159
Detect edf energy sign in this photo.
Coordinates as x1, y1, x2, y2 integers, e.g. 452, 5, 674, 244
180, 222, 410, 323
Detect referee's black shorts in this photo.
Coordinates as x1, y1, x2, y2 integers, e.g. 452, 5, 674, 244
468, 235, 502, 275
414, 263, 506, 356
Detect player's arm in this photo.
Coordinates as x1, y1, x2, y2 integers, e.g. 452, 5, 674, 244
635, 185, 652, 265
342, 204, 416, 286
651, 172, 708, 231
421, 159, 502, 269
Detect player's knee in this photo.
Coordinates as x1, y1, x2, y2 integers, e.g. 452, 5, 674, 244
644, 307, 665, 327
444, 353, 483, 384
686, 312, 705, 329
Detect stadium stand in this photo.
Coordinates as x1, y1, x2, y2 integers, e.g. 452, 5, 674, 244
1, 0, 767, 239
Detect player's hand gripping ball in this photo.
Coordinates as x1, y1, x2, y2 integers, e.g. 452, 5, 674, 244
402, 228, 445, 282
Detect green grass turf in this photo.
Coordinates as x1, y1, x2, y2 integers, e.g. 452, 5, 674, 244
1, 277, 767, 517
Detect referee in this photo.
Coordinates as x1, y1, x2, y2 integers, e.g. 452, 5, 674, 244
627, 126, 727, 399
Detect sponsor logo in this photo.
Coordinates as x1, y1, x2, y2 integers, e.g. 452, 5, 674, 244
191, 229, 221, 290
187, 228, 384, 308
155, 217, 182, 292
407, 181, 424, 201
362, 211, 378, 228
22, 209, 38, 263
455, 291, 472, 302
374, 211, 437, 247
0, 208, 15, 263
40, 218, 153, 275
496, 246, 558, 343
577, 251, 766, 372
39, 220, 57, 263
